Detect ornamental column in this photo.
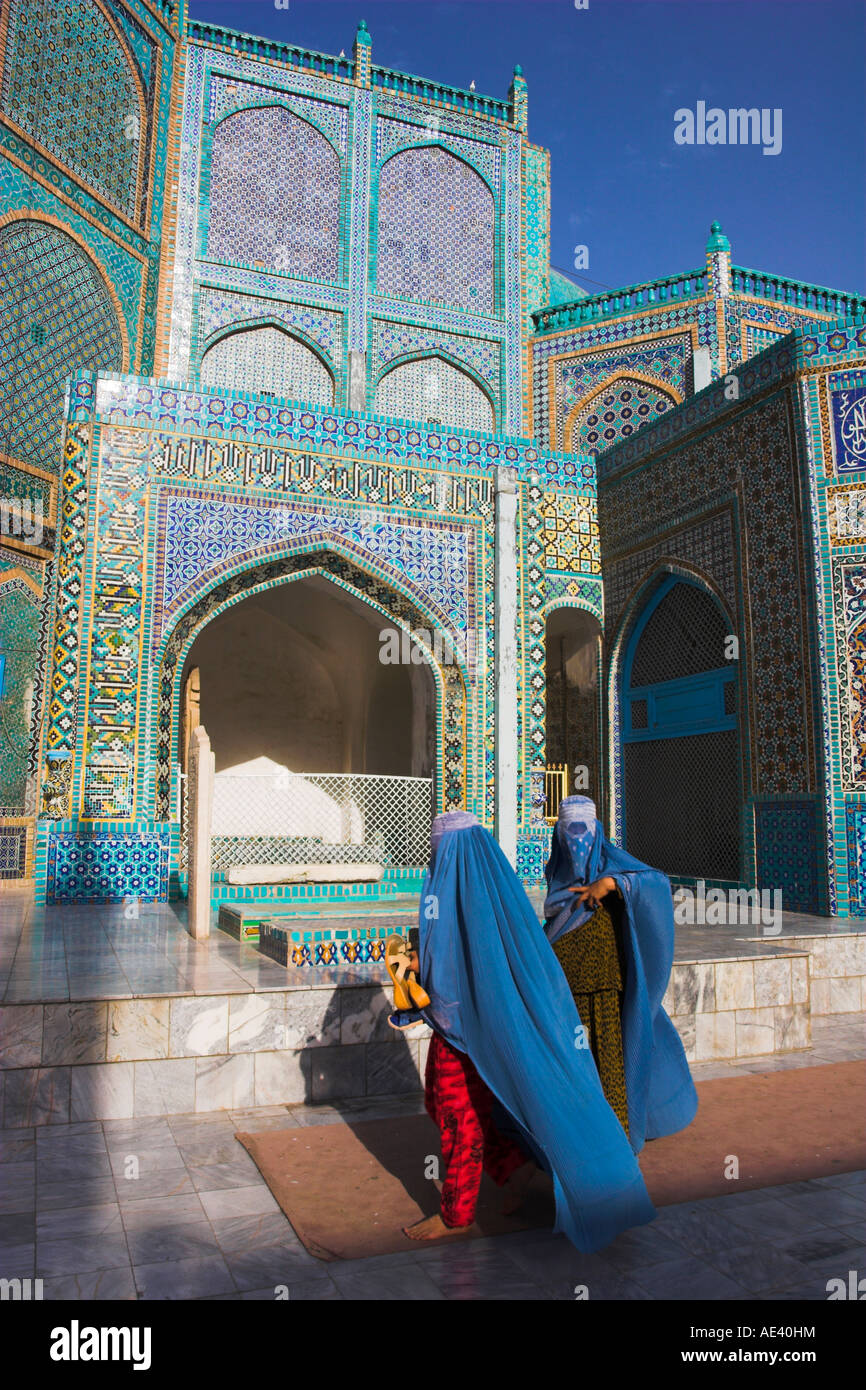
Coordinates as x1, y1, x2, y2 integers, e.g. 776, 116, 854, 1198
494, 465, 519, 865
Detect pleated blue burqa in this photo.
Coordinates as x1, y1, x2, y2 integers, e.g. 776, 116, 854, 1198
418, 810, 656, 1253
543, 796, 698, 1153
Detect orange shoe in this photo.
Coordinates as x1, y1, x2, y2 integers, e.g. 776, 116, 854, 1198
384, 935, 431, 1010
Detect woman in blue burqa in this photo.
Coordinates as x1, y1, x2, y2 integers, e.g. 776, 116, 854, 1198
544, 796, 698, 1153
399, 809, 658, 1253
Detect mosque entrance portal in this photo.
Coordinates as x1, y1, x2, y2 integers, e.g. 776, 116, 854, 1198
177, 574, 437, 882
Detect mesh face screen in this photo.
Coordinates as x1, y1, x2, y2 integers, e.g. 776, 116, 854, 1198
631, 582, 729, 686
623, 730, 740, 880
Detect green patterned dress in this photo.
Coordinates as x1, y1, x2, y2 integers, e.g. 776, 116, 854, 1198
553, 898, 630, 1136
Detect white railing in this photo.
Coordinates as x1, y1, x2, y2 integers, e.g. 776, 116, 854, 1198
180, 769, 433, 874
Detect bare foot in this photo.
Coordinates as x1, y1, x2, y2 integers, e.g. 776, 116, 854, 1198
501, 1160, 537, 1215
403, 1214, 472, 1241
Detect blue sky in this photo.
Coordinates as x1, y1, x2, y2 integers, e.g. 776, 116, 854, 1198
188, 0, 865, 296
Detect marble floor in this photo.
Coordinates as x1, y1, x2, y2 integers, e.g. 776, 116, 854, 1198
1, 890, 862, 1005
0, 1013, 862, 1301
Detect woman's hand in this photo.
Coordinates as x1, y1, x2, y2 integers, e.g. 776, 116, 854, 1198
569, 875, 618, 910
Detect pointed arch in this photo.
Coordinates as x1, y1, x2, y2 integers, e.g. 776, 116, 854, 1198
0, 0, 148, 225
562, 372, 682, 453
375, 144, 495, 312
0, 213, 127, 472
199, 324, 335, 408
204, 105, 342, 280
151, 545, 470, 823
607, 563, 742, 881
374, 352, 495, 433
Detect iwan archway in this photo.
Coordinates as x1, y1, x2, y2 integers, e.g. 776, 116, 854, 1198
153, 545, 468, 893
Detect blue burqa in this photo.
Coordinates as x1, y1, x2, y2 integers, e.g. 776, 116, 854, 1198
419, 810, 656, 1253
543, 796, 698, 1153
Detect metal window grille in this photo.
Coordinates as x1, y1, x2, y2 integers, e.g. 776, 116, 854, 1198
631, 583, 729, 685
623, 732, 740, 880
0, 826, 27, 879
624, 582, 739, 881
180, 771, 433, 874
544, 763, 568, 823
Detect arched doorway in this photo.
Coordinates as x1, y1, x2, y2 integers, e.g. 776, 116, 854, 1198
154, 546, 470, 886
178, 575, 434, 779
620, 574, 739, 881
545, 606, 602, 816
177, 574, 437, 879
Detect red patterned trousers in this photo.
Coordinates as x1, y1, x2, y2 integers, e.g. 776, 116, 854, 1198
425, 1031, 528, 1228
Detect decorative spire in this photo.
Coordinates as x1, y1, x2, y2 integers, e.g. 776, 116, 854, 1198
509, 64, 528, 133
705, 220, 731, 297
353, 19, 371, 85
706, 220, 731, 253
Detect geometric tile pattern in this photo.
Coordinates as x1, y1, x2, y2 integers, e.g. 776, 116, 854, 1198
208, 78, 348, 156
754, 800, 819, 913
158, 491, 475, 635
0, 582, 39, 810
45, 422, 91, 771
846, 803, 866, 916
568, 377, 678, 455
0, 824, 26, 877
375, 117, 501, 192
46, 824, 171, 903
533, 310, 704, 450
543, 574, 604, 621
0, 220, 123, 472
206, 107, 341, 281
198, 289, 343, 367
199, 326, 335, 407
75, 372, 558, 481
0, 816, 29, 886
376, 146, 495, 313
1, 0, 143, 221
742, 324, 786, 361
539, 489, 599, 574
557, 340, 689, 450
605, 512, 738, 630
601, 388, 813, 800
371, 318, 500, 392
828, 485, 866, 546
373, 356, 494, 434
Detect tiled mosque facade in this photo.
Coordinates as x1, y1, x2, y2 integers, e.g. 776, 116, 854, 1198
0, 4, 864, 918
